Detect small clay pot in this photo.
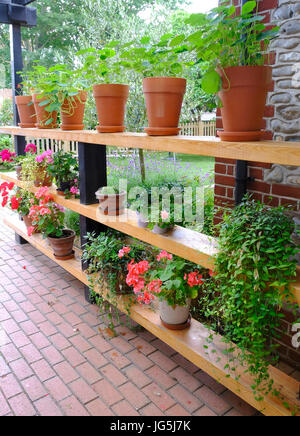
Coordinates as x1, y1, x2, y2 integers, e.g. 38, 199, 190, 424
93, 84, 129, 133
34, 167, 52, 187
33, 94, 58, 129
152, 224, 174, 235
61, 91, 87, 131
95, 188, 126, 216
22, 215, 40, 234
217, 66, 272, 142
57, 181, 71, 196
143, 77, 186, 136
15, 164, 22, 180
159, 299, 191, 330
15, 95, 36, 128
47, 229, 75, 260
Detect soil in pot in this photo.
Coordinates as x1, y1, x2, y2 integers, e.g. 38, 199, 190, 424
47, 229, 75, 260
61, 91, 87, 131
95, 188, 126, 216
33, 94, 58, 129
143, 77, 186, 136
93, 84, 129, 133
34, 168, 52, 187
159, 299, 191, 330
16, 95, 36, 128
217, 66, 272, 142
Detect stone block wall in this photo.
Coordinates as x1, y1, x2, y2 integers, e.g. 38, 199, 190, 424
215, 0, 300, 368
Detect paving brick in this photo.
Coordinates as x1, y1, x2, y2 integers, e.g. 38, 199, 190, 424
9, 393, 37, 416
69, 378, 98, 404
45, 376, 71, 401
38, 321, 58, 337
129, 337, 156, 356
0, 343, 21, 362
149, 350, 177, 372
77, 362, 103, 384
119, 381, 149, 410
93, 379, 123, 406
0, 373, 23, 398
112, 400, 139, 416
50, 333, 71, 351
146, 365, 177, 390
165, 404, 191, 416
60, 395, 89, 416
89, 334, 113, 353
195, 370, 226, 395
140, 403, 165, 416
34, 396, 63, 416
10, 358, 33, 380
127, 350, 154, 371
69, 335, 92, 353
105, 349, 131, 369
1, 318, 20, 334
168, 384, 203, 413
20, 343, 43, 364
150, 338, 176, 357
86, 398, 114, 416
21, 375, 47, 401
42, 345, 64, 366
195, 386, 231, 416
84, 349, 107, 369
0, 355, 11, 376
31, 359, 56, 382
30, 332, 51, 350
20, 320, 39, 336
11, 309, 28, 323
194, 405, 217, 416
10, 330, 31, 348
221, 391, 257, 416
142, 383, 176, 412
170, 367, 202, 392
124, 366, 151, 389
0, 391, 11, 416
28, 310, 46, 324
53, 361, 79, 384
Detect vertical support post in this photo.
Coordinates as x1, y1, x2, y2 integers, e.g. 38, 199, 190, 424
10, 22, 27, 244
78, 142, 108, 302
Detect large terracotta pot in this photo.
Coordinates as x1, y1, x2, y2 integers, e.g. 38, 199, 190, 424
61, 91, 87, 131
95, 188, 126, 216
33, 94, 58, 129
159, 299, 191, 330
143, 77, 186, 136
47, 229, 75, 260
15, 95, 36, 128
34, 167, 52, 187
93, 84, 129, 133
217, 66, 272, 142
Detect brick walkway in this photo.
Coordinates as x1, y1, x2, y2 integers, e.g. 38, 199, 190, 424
0, 220, 259, 416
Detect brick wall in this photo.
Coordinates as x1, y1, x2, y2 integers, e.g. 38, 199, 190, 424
215, 0, 300, 368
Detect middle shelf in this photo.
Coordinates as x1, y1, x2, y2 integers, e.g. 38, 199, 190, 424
1, 171, 299, 306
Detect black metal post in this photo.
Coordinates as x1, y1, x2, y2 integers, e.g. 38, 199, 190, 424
78, 142, 108, 302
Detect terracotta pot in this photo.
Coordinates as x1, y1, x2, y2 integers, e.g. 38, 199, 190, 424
15, 164, 22, 180
57, 181, 71, 196
159, 299, 191, 330
153, 224, 174, 235
33, 94, 58, 129
95, 188, 126, 216
217, 66, 272, 142
22, 215, 40, 234
15, 95, 36, 128
93, 84, 129, 133
47, 229, 75, 260
34, 167, 52, 187
61, 91, 87, 131
143, 77, 186, 136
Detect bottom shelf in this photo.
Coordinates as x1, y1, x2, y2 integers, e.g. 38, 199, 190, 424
3, 213, 300, 416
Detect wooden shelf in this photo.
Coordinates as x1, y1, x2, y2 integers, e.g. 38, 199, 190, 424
2, 172, 300, 306
0, 172, 217, 270
1, 126, 300, 166
2, 212, 300, 416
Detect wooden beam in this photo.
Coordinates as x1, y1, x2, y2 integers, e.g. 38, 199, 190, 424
2, 213, 300, 416
1, 126, 300, 166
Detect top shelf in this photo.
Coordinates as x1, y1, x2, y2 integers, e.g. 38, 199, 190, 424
1, 126, 300, 166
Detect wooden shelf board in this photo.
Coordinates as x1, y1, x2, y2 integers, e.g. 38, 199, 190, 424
2, 212, 300, 416
0, 172, 217, 270
1, 126, 300, 166
2, 172, 299, 306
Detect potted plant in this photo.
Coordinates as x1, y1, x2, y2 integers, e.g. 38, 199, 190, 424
47, 150, 79, 196
186, 1, 279, 141
126, 250, 206, 329
25, 65, 58, 129
16, 73, 37, 128
121, 35, 188, 136
0, 143, 37, 179
28, 186, 75, 260
77, 46, 129, 133
21, 150, 53, 187
95, 186, 127, 216
82, 230, 150, 298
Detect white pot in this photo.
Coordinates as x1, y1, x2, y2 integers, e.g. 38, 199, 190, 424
159, 299, 191, 326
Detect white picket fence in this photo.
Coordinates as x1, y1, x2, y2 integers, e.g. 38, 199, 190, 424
180, 120, 216, 137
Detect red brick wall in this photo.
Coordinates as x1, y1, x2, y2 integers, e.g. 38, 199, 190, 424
215, 0, 300, 368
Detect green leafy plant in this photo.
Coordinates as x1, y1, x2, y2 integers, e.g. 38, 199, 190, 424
185, 1, 279, 94
197, 198, 299, 406
12, 188, 39, 217
47, 150, 79, 190
64, 210, 80, 236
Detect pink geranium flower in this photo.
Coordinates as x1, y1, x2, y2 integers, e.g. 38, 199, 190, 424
25, 143, 37, 154
160, 210, 169, 220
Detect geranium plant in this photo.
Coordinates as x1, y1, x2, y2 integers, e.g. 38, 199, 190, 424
28, 186, 65, 238
47, 150, 79, 194
0, 143, 37, 167
21, 150, 53, 184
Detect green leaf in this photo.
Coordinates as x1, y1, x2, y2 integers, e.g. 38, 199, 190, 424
169, 34, 185, 47
201, 70, 221, 94
241, 1, 257, 15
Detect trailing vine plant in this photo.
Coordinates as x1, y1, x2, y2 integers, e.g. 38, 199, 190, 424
197, 198, 300, 412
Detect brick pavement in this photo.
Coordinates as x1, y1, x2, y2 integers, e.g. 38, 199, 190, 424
0, 220, 262, 416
